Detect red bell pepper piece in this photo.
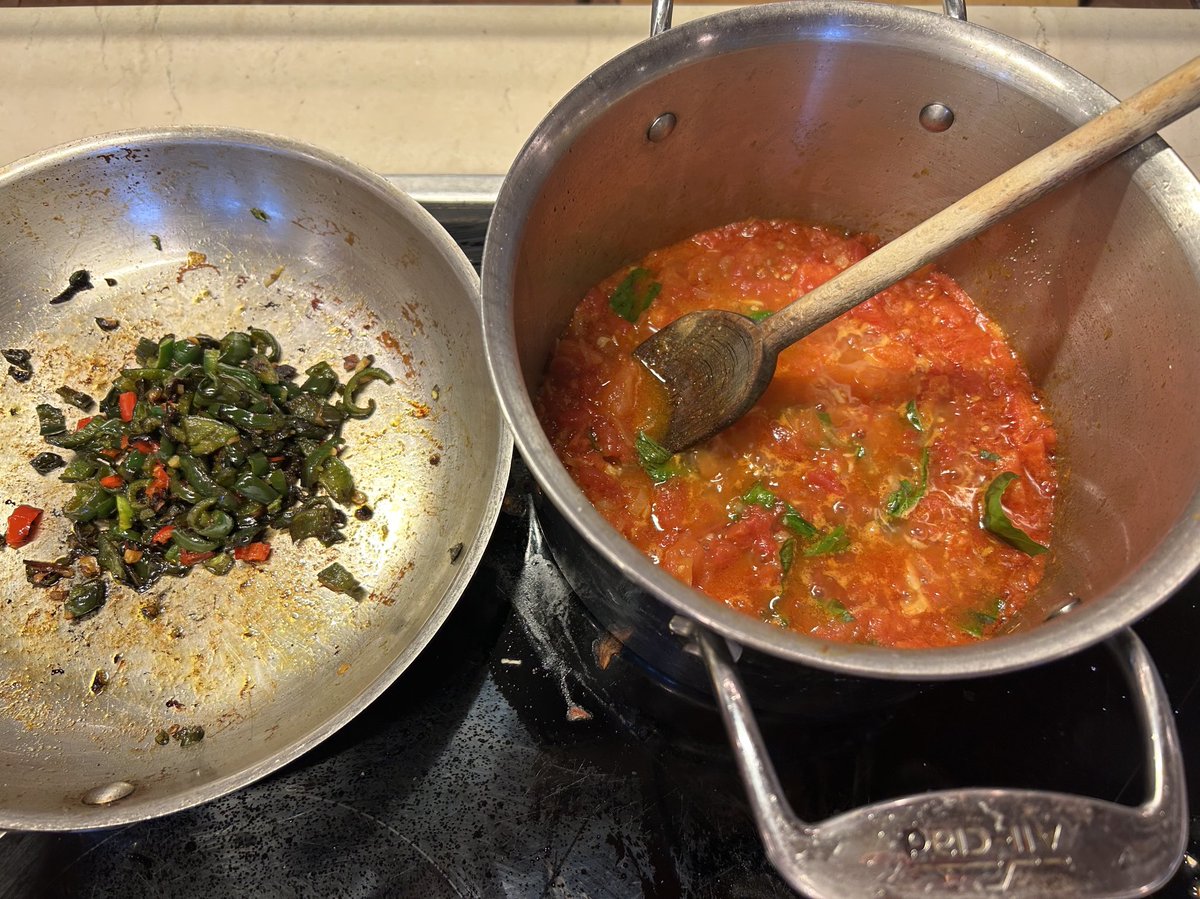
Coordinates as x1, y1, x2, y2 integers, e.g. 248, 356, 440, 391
98, 474, 124, 489
146, 461, 170, 500
118, 391, 138, 422
151, 525, 175, 545
5, 504, 42, 548
75, 416, 94, 431
179, 550, 215, 567
232, 542, 271, 563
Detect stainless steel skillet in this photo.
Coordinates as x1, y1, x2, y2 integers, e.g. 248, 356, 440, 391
0, 128, 511, 830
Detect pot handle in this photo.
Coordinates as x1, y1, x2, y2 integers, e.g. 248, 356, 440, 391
670, 618, 1188, 899
647, 0, 965, 36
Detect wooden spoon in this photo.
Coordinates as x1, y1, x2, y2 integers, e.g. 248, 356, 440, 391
635, 55, 1200, 453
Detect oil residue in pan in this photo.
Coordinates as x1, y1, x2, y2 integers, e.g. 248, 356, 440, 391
0, 258, 444, 749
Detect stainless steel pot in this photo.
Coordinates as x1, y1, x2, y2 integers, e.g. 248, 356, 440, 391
481, 3, 1199, 895
0, 128, 511, 830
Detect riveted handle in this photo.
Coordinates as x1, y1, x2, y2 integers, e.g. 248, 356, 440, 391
673, 620, 1188, 899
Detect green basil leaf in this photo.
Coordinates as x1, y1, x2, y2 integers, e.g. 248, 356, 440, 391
804, 525, 849, 557
609, 268, 662, 323
982, 472, 1049, 556
886, 446, 930, 519
904, 400, 924, 433
816, 597, 854, 623
960, 598, 1003, 638
635, 431, 682, 484
779, 537, 796, 576
742, 481, 776, 509
782, 504, 819, 539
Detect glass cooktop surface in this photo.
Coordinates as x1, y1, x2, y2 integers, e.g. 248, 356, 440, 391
1, 197, 1197, 899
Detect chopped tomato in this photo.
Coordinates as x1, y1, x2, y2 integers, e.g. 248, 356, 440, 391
537, 219, 1058, 649
232, 542, 271, 563
6, 504, 43, 548
179, 550, 215, 566
151, 525, 175, 545
75, 416, 94, 431
119, 391, 138, 422
98, 474, 124, 489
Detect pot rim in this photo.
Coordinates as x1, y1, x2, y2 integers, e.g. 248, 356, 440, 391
481, 0, 1200, 680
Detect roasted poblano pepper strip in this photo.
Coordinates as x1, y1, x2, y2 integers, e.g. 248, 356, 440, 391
317, 561, 362, 596
36, 403, 66, 436
65, 578, 106, 618
316, 456, 355, 505
289, 498, 345, 546
135, 337, 160, 366
215, 405, 285, 431
249, 328, 281, 362
219, 331, 253, 365
60, 456, 99, 483
37, 329, 385, 607
172, 340, 203, 367
44, 416, 123, 450
301, 439, 339, 488
182, 415, 239, 455
171, 528, 220, 553
63, 484, 116, 522
202, 552, 235, 575
177, 455, 221, 497
187, 497, 235, 538
56, 386, 95, 411
341, 366, 394, 418
29, 452, 66, 475
299, 361, 339, 397
233, 472, 278, 504
154, 336, 176, 370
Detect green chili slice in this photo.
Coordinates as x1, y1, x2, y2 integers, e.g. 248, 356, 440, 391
65, 579, 106, 618
318, 562, 362, 596
341, 366, 394, 418
36, 403, 66, 436
38, 329, 388, 606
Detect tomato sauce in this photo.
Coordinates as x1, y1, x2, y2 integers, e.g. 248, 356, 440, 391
536, 220, 1056, 648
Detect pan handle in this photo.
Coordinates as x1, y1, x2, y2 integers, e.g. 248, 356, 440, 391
670, 618, 1188, 899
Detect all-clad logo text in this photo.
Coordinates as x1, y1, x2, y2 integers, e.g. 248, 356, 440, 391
905, 821, 1065, 859
901, 821, 1071, 891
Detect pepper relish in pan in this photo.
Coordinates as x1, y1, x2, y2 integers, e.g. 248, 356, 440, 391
536, 219, 1057, 648
14, 328, 391, 619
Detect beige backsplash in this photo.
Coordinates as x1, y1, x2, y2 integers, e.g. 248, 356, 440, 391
0, 5, 1196, 176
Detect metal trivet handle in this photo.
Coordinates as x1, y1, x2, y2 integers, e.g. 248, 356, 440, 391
671, 620, 1187, 899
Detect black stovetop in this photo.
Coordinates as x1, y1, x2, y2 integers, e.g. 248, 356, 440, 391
1, 217, 1198, 899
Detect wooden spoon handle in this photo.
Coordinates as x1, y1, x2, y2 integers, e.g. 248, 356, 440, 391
759, 54, 1200, 356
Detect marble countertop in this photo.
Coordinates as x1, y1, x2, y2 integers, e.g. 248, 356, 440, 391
0, 5, 1197, 179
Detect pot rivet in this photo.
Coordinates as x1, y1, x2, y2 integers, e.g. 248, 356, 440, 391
1045, 596, 1082, 620
82, 781, 135, 806
919, 103, 955, 134
647, 113, 677, 143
